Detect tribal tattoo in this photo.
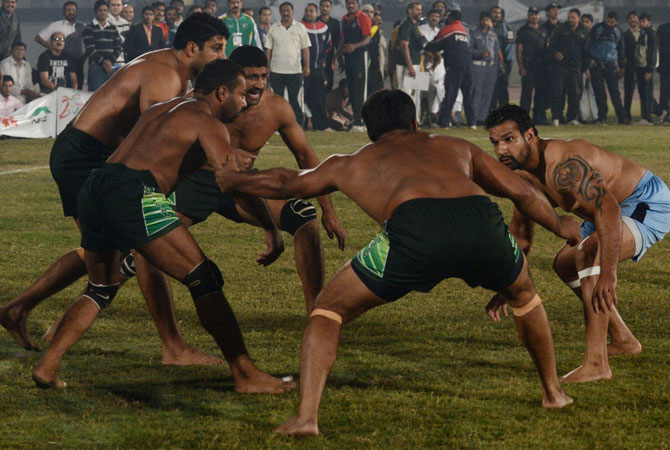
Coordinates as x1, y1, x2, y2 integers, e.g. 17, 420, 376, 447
552, 156, 606, 210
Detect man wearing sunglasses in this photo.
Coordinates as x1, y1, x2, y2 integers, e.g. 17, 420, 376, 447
37, 31, 77, 92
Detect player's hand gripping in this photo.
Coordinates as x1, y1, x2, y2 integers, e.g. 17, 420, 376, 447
257, 227, 284, 266
233, 148, 257, 171
485, 293, 509, 322
321, 207, 347, 250
215, 153, 241, 192
592, 271, 618, 313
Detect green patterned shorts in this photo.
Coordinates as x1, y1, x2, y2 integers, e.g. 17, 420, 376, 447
79, 163, 182, 253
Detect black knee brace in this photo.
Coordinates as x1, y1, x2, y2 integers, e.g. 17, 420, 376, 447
120, 252, 136, 278
84, 281, 119, 310
280, 198, 317, 235
182, 259, 224, 300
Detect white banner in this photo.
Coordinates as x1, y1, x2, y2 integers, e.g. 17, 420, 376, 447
0, 88, 93, 138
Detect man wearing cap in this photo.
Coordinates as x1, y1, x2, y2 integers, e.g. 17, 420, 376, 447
534, 2, 560, 125
516, 6, 544, 117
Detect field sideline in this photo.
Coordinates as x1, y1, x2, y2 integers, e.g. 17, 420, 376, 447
1, 125, 670, 448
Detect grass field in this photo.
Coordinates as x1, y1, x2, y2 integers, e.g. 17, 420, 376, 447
1, 124, 670, 449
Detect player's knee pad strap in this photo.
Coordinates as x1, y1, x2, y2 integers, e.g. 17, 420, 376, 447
182, 259, 224, 300
280, 198, 317, 235
120, 252, 136, 278
310, 308, 342, 324
84, 281, 119, 310
511, 294, 543, 317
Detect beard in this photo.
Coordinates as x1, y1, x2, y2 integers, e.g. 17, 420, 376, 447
499, 141, 530, 170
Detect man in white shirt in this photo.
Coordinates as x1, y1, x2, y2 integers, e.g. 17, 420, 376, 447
0, 74, 22, 117
107, 0, 129, 63
419, 8, 441, 41
265, 1, 310, 126
35, 1, 85, 89
0, 42, 40, 103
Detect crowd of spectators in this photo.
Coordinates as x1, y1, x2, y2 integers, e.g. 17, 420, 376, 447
2, 0, 670, 129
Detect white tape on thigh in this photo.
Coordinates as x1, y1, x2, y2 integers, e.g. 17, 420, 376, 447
566, 279, 581, 289
578, 266, 601, 280
622, 216, 643, 258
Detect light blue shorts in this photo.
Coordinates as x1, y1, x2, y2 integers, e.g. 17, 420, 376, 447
580, 171, 670, 262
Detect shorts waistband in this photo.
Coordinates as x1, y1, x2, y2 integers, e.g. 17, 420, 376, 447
102, 163, 160, 189
63, 123, 114, 157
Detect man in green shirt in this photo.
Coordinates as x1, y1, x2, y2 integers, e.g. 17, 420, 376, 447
219, 0, 261, 56
395, 1, 423, 119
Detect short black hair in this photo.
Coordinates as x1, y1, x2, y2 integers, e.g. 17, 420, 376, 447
279, 1, 293, 10
306, 3, 318, 11
63, 1, 78, 9
319, 0, 331, 5
170, 0, 184, 5
94, 0, 108, 11
12, 42, 26, 50
431, 0, 446, 8
569, 8, 580, 17
581, 13, 593, 22
2, 75, 14, 84
479, 11, 492, 21
152, 1, 165, 7
485, 104, 538, 137
229, 45, 267, 67
194, 59, 244, 95
173, 12, 230, 49
626, 10, 637, 19
142, 5, 154, 14
166, 5, 177, 12
427, 9, 440, 16
259, 6, 270, 14
639, 12, 651, 21
362, 89, 415, 142
607, 11, 618, 20
448, 10, 461, 21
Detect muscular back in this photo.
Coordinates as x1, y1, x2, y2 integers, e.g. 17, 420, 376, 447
71, 49, 187, 149
541, 139, 646, 220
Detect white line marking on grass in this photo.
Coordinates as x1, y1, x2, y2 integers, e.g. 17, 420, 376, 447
0, 165, 49, 176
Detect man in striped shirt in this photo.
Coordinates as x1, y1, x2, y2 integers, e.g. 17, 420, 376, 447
83, 0, 123, 90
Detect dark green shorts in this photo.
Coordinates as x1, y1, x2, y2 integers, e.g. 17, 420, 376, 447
49, 123, 114, 217
78, 163, 182, 253
172, 169, 244, 224
351, 196, 523, 301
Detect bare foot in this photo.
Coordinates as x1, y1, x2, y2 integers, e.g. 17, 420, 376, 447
274, 415, 319, 436
560, 364, 612, 383
542, 392, 574, 409
32, 369, 66, 389
235, 372, 296, 394
0, 303, 40, 351
161, 345, 225, 366
608, 339, 642, 356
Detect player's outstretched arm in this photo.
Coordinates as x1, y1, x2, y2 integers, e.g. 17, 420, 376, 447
550, 154, 621, 313
470, 144, 581, 245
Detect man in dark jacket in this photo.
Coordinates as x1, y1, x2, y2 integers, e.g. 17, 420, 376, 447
0, 0, 20, 61
635, 12, 658, 125
589, 11, 627, 124
623, 11, 640, 122
549, 8, 590, 126
534, 2, 560, 125
319, 0, 339, 92
516, 7, 544, 123
124, 5, 166, 62
657, 20, 670, 123
302, 2, 331, 130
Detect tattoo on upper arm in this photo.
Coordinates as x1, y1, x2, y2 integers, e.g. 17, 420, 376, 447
553, 156, 606, 210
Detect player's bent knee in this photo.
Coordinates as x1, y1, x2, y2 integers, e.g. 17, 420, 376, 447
280, 199, 317, 236
310, 308, 343, 325
182, 258, 224, 300
511, 294, 543, 317
84, 281, 119, 310
120, 252, 136, 278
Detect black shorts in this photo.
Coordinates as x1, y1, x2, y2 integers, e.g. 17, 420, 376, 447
49, 124, 114, 217
171, 169, 244, 224
351, 196, 524, 301
78, 163, 182, 254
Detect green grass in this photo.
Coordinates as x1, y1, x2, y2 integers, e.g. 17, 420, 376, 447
1, 124, 670, 449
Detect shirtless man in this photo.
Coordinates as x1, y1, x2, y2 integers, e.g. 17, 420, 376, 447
216, 89, 579, 436
485, 104, 670, 383
0, 14, 250, 366
134, 45, 346, 314
32, 59, 295, 395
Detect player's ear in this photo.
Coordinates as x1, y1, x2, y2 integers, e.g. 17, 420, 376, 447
185, 41, 199, 57
216, 85, 229, 102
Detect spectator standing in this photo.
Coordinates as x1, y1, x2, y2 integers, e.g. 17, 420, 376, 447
124, 6, 166, 62
658, 20, 670, 123
578, 13, 597, 123
622, 11, 639, 122
534, 2, 560, 125
336, 0, 371, 131
108, 0, 128, 66
326, 77, 353, 130
122, 3, 134, 23
266, 1, 310, 126
424, 10, 475, 129
170, 0, 184, 25
490, 5, 513, 109
205, 0, 218, 16
0, 74, 21, 115
549, 8, 590, 126
420, 8, 441, 42
0, 42, 39, 103
635, 13, 658, 125
319, 0, 339, 92
0, 0, 20, 61
395, 1, 423, 119
258, 6, 271, 49
362, 4, 383, 94
165, 6, 179, 46
589, 11, 627, 124
516, 7, 543, 118
430, 0, 447, 27
83, 0, 123, 91
302, 2, 330, 130
37, 32, 77, 92
35, 1, 85, 89
220, 0, 261, 56
470, 11, 499, 125
152, 2, 169, 41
